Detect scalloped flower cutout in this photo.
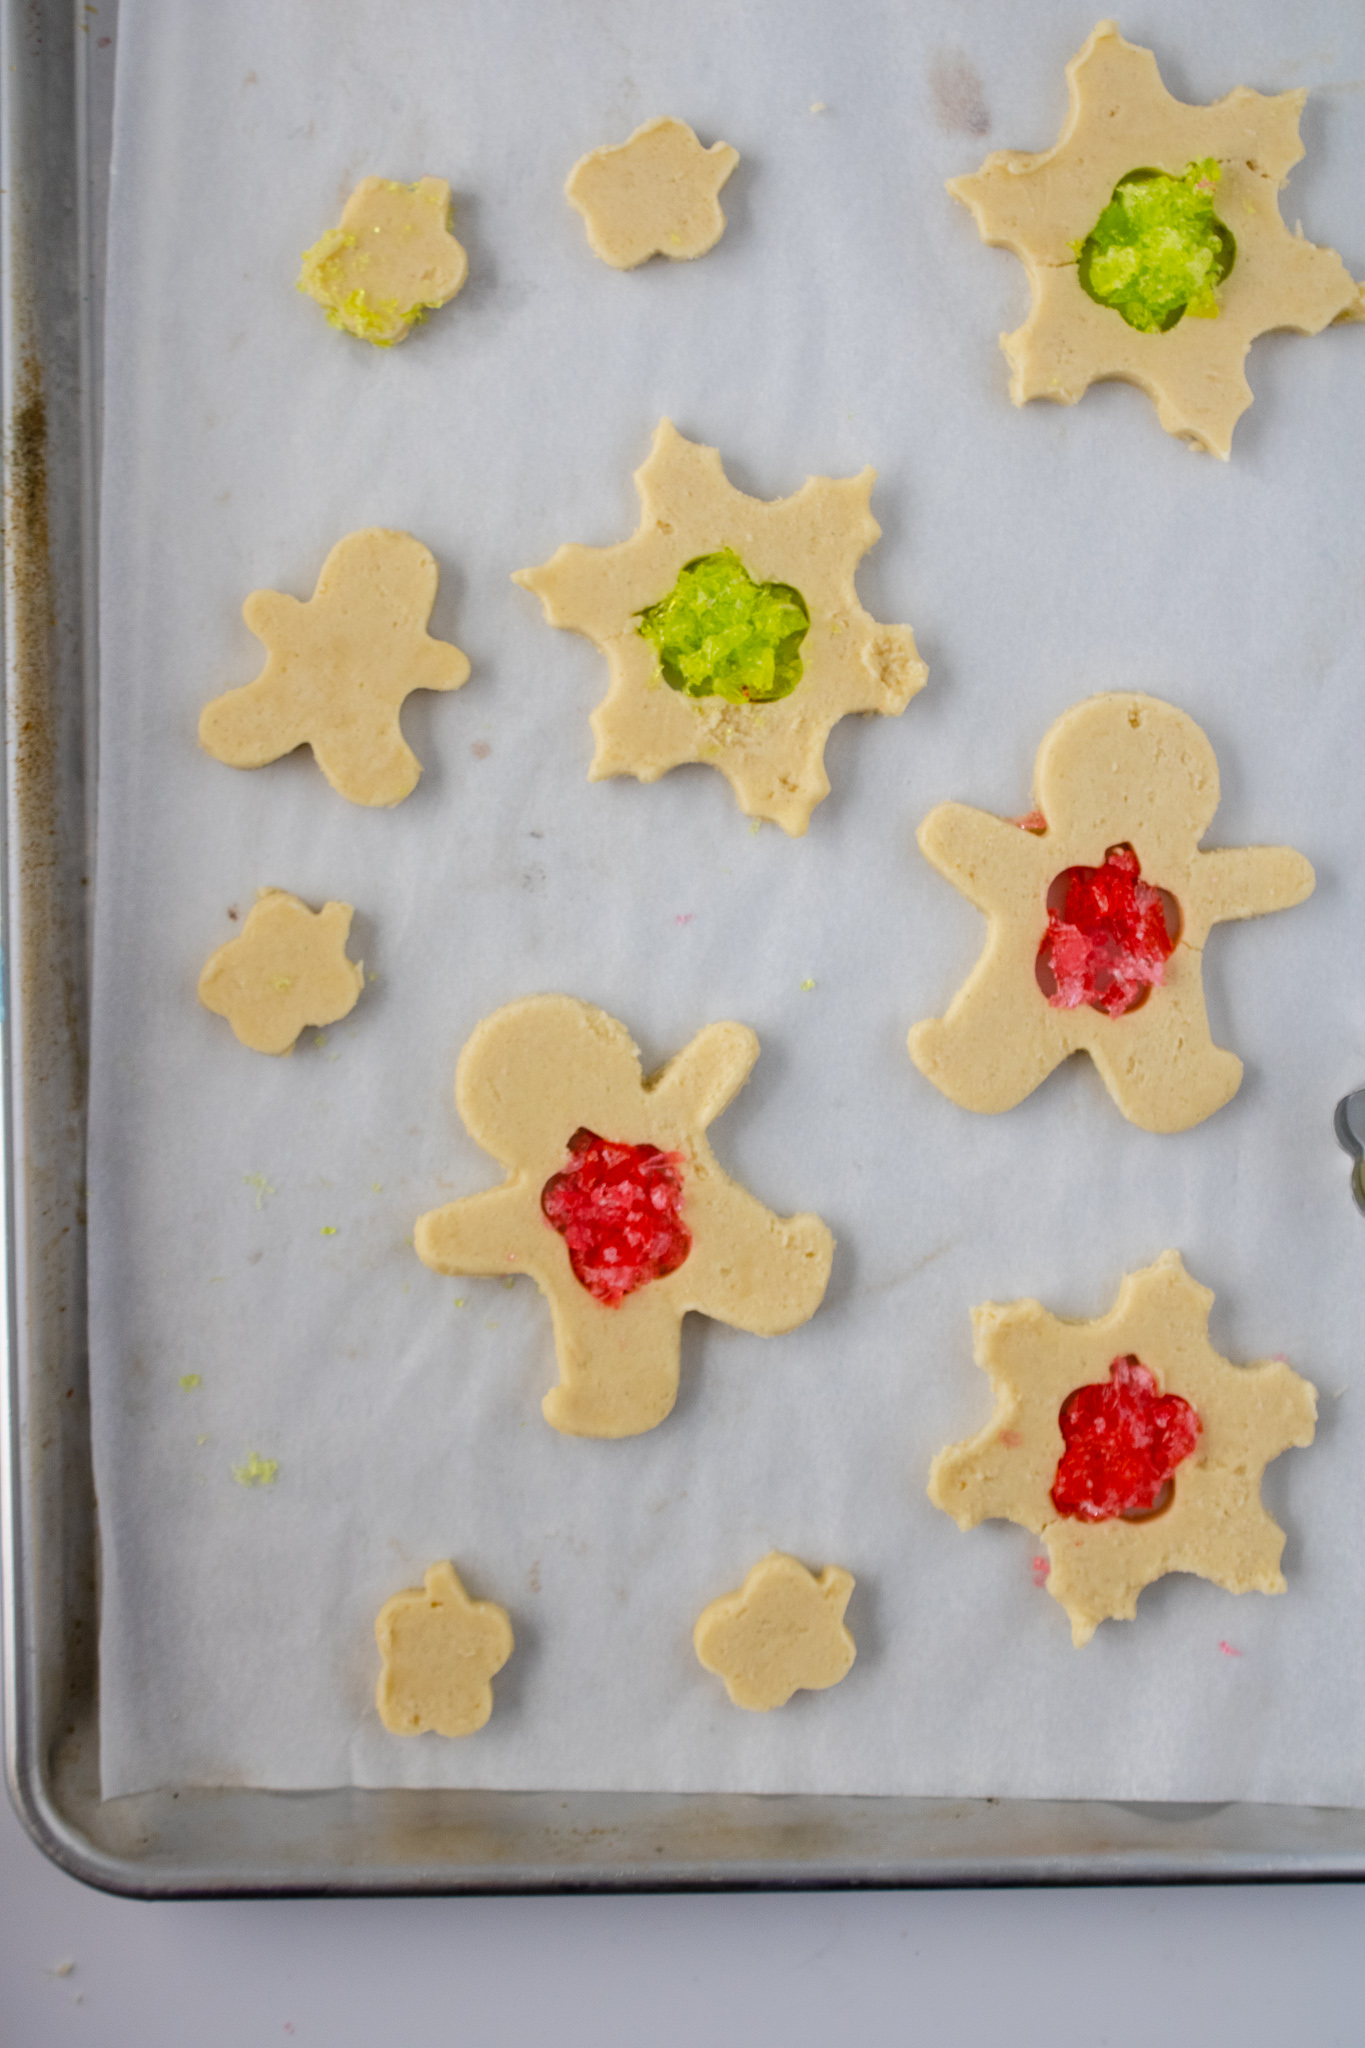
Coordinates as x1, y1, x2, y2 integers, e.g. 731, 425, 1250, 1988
928, 1252, 1316, 1645
374, 1561, 513, 1738
199, 529, 470, 808
298, 177, 468, 345
514, 420, 927, 836
948, 20, 1364, 455
566, 117, 739, 270
694, 1552, 856, 1710
197, 889, 363, 1055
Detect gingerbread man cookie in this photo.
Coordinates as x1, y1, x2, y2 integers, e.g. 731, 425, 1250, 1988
298, 177, 468, 345
414, 995, 834, 1439
694, 1552, 856, 1711
197, 889, 363, 1055
566, 117, 739, 270
514, 419, 926, 836
949, 21, 1363, 457
929, 1251, 1317, 1645
908, 694, 1314, 1134
199, 530, 470, 807
374, 1561, 513, 1737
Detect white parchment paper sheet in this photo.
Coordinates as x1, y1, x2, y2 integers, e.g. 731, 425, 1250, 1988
92, 0, 1365, 1800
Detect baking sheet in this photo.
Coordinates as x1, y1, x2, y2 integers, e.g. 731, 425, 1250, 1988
90, 0, 1365, 1803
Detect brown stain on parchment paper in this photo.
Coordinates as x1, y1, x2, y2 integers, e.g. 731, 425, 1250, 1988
930, 50, 991, 137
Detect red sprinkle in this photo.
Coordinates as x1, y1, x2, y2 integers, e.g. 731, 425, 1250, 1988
541, 1128, 691, 1307
1014, 810, 1048, 834
1039, 844, 1174, 1018
1051, 1355, 1200, 1523
1031, 1555, 1051, 1587
1218, 1640, 1244, 1659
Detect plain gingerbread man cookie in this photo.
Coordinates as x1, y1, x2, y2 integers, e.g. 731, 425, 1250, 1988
414, 995, 834, 1439
514, 419, 926, 837
949, 21, 1363, 456
199, 529, 470, 808
197, 889, 363, 1055
929, 1251, 1317, 1645
566, 118, 739, 270
374, 1561, 513, 1737
298, 177, 468, 345
694, 1552, 856, 1711
908, 694, 1314, 1134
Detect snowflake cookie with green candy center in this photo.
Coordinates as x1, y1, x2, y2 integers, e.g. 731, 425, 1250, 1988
1078, 159, 1233, 332
514, 420, 926, 836
948, 20, 1363, 455
298, 177, 468, 345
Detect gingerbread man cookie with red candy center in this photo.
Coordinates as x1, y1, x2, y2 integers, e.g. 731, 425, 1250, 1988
414, 995, 834, 1439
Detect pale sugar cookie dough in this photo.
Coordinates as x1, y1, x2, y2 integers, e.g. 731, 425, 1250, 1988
514, 419, 927, 837
929, 1251, 1317, 1646
197, 888, 363, 1056
414, 994, 833, 1439
374, 1561, 513, 1738
908, 694, 1314, 1134
199, 529, 470, 808
693, 1553, 856, 1711
948, 21, 1364, 456
298, 176, 468, 345
566, 117, 739, 269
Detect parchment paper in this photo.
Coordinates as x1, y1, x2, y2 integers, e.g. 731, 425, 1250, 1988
91, 0, 1365, 1801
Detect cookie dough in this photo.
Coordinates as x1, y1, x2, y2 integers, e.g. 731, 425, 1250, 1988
513, 419, 927, 836
414, 995, 834, 1438
566, 117, 739, 269
199, 529, 470, 808
928, 1251, 1317, 1645
948, 21, 1364, 456
298, 177, 468, 345
197, 888, 363, 1055
693, 1552, 856, 1711
908, 694, 1314, 1133
374, 1561, 513, 1737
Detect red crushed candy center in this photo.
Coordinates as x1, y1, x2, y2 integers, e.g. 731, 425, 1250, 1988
1051, 1354, 1200, 1523
541, 1128, 691, 1307
1039, 844, 1175, 1018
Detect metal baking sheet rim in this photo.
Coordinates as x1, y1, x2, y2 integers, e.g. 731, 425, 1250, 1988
4, 0, 1365, 1897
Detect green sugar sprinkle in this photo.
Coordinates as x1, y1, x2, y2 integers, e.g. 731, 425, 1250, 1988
243, 1172, 275, 1210
179, 1373, 201, 1391
320, 1226, 338, 1237
637, 548, 809, 706
232, 1451, 278, 1488
1077, 160, 1234, 334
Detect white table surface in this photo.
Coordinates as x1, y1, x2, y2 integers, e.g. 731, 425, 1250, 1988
4, 1779, 1362, 2045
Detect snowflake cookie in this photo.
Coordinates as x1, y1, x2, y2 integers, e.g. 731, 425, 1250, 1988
929, 1251, 1317, 1645
197, 889, 363, 1055
513, 419, 927, 836
566, 117, 739, 270
693, 1552, 856, 1711
948, 20, 1364, 457
374, 1561, 513, 1737
199, 529, 470, 807
908, 694, 1314, 1134
414, 995, 834, 1439
298, 177, 468, 345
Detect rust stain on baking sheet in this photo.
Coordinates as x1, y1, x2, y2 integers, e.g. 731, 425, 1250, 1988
930, 50, 991, 137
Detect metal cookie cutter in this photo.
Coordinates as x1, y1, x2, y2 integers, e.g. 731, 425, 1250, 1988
1334, 1090, 1365, 1213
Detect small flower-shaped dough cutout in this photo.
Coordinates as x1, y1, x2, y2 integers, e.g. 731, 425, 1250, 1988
514, 420, 927, 836
908, 694, 1314, 1133
949, 21, 1364, 456
298, 176, 468, 344
374, 1561, 513, 1738
929, 1251, 1317, 1645
566, 117, 739, 270
414, 995, 834, 1439
199, 529, 470, 808
694, 1552, 856, 1710
197, 888, 363, 1055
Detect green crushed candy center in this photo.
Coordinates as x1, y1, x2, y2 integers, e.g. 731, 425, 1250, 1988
636, 549, 810, 706
1077, 160, 1235, 334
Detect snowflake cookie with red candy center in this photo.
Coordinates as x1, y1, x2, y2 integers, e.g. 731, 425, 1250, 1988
414, 995, 834, 1439
908, 693, 1314, 1134
374, 1561, 513, 1738
948, 20, 1363, 456
513, 419, 927, 837
929, 1251, 1317, 1645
